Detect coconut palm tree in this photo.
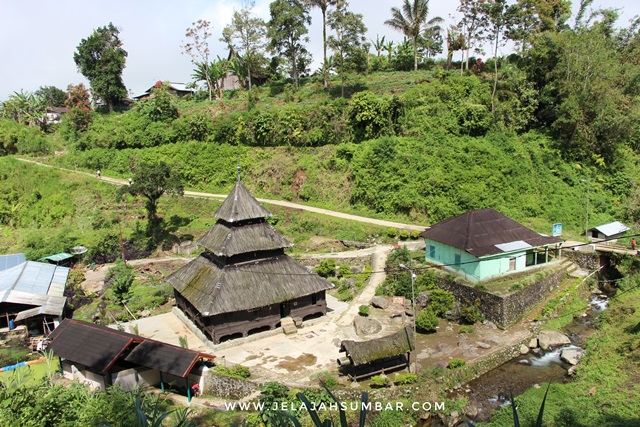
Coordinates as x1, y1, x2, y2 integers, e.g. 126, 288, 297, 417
305, 0, 338, 88
384, 0, 443, 71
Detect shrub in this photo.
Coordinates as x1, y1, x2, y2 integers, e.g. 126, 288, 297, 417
387, 227, 398, 238
214, 364, 251, 379
416, 308, 439, 332
359, 305, 370, 316
370, 375, 390, 388
106, 259, 134, 303
398, 229, 410, 240
410, 230, 421, 240
448, 358, 466, 369
429, 289, 455, 317
394, 373, 418, 385
458, 325, 475, 334
315, 259, 336, 278
312, 371, 338, 389
459, 299, 485, 324
337, 264, 351, 278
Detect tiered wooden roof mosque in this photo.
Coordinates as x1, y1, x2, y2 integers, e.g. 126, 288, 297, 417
168, 168, 332, 342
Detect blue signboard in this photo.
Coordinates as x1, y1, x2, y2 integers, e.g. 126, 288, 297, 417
552, 223, 562, 237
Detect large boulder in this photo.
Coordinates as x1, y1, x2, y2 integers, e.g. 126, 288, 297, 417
415, 291, 430, 310
353, 316, 382, 336
560, 348, 585, 365
370, 296, 389, 309
538, 330, 571, 350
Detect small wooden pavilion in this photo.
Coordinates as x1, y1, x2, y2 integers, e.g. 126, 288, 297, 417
168, 171, 333, 344
337, 325, 415, 380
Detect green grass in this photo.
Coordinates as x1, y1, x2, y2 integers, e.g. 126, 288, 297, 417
484, 282, 640, 426
0, 357, 58, 387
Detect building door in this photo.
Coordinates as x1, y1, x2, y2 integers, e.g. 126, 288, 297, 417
280, 302, 290, 318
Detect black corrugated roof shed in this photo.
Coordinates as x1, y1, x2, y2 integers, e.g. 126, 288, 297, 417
49, 319, 214, 377
124, 341, 213, 378
48, 319, 138, 373
419, 208, 563, 257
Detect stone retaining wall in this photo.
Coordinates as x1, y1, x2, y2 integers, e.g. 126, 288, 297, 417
203, 371, 258, 400
436, 270, 566, 327
564, 251, 600, 271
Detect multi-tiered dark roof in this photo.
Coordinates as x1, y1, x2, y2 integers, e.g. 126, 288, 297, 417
168, 175, 333, 343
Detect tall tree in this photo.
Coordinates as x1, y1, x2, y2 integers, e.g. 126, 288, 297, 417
35, 86, 67, 108
304, 0, 338, 88
267, 0, 312, 88
182, 20, 214, 101
384, 0, 443, 71
327, 0, 368, 96
457, 0, 486, 71
65, 83, 93, 135
73, 23, 128, 112
481, 0, 510, 115
119, 161, 184, 238
222, 2, 266, 91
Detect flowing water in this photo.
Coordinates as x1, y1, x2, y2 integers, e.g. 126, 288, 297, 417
449, 293, 609, 423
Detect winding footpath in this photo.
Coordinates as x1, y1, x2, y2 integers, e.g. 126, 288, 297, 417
16, 157, 426, 232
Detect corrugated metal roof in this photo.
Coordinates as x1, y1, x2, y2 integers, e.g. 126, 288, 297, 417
0, 253, 26, 271
0, 261, 69, 296
494, 240, 532, 252
592, 221, 630, 237
419, 209, 563, 257
40, 253, 74, 262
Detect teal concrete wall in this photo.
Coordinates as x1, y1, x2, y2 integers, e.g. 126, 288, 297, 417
424, 239, 530, 282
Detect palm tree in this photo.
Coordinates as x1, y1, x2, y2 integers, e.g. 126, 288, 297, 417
371, 34, 386, 57
305, 0, 338, 88
384, 0, 443, 71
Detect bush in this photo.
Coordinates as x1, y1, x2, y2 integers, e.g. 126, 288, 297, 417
214, 364, 251, 379
415, 308, 439, 332
106, 259, 134, 303
315, 259, 336, 278
370, 375, 390, 388
394, 373, 418, 385
387, 228, 398, 238
337, 264, 351, 278
458, 325, 475, 334
359, 305, 370, 316
410, 230, 421, 240
448, 358, 466, 369
429, 289, 455, 317
398, 229, 410, 240
459, 299, 485, 324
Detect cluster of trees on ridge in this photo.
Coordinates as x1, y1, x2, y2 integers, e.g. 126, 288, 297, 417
0, 0, 639, 238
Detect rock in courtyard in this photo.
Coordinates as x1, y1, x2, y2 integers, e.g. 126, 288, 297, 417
370, 296, 389, 309
353, 316, 382, 336
415, 291, 430, 309
519, 344, 530, 355
538, 330, 571, 350
528, 338, 538, 348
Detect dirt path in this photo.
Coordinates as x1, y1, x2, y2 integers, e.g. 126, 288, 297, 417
16, 157, 426, 231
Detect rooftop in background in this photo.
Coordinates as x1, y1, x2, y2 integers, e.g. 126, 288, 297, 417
590, 221, 630, 237
0, 260, 68, 297
0, 253, 26, 272
419, 208, 563, 258
133, 82, 196, 100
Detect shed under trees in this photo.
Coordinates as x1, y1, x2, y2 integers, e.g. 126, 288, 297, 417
168, 172, 333, 344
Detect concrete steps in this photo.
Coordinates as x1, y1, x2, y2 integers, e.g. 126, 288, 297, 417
281, 317, 297, 335
560, 258, 588, 278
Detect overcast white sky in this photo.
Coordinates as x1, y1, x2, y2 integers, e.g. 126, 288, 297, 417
1, 0, 638, 101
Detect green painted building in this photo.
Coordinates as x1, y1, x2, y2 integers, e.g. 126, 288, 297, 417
419, 209, 563, 282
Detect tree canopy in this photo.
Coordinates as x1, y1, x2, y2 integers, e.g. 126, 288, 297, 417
73, 22, 128, 112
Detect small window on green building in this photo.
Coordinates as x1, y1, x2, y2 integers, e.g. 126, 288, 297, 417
429, 245, 436, 258
454, 253, 461, 266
